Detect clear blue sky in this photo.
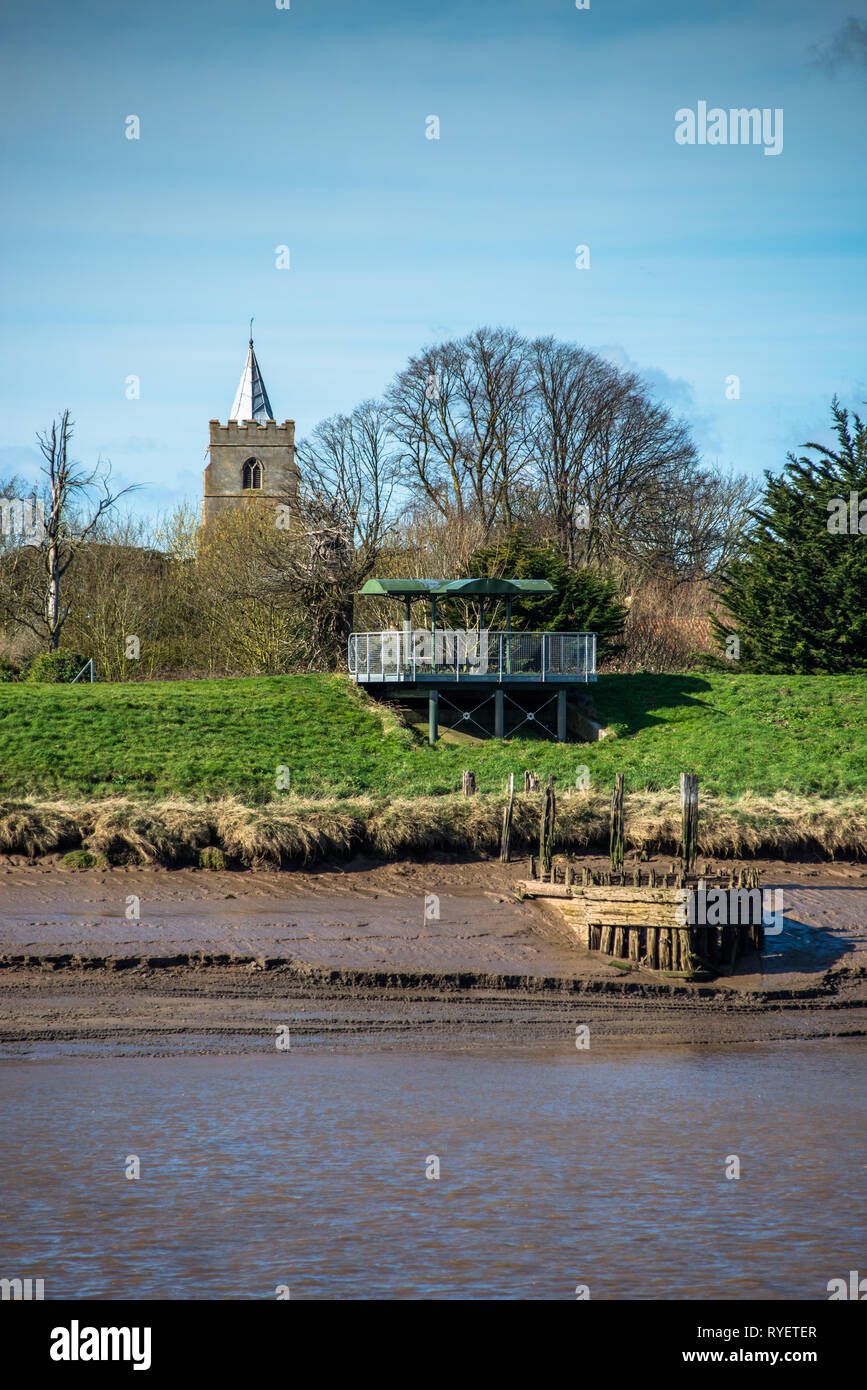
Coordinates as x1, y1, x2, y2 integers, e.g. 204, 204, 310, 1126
1, 0, 865, 514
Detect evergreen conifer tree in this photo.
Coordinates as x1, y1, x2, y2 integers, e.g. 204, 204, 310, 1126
715, 399, 867, 672
456, 528, 627, 660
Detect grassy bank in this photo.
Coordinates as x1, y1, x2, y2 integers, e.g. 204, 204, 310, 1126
2, 790, 867, 866
0, 672, 866, 803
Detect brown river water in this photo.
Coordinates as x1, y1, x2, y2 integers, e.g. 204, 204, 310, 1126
1, 1041, 865, 1300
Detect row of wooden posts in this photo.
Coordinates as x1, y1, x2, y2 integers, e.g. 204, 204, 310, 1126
459, 767, 701, 871
576, 907, 763, 973
532, 863, 763, 891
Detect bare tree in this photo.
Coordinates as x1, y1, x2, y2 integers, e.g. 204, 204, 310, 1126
620, 461, 760, 581
386, 327, 532, 536
524, 340, 712, 573
257, 491, 371, 667
185, 402, 400, 676
1, 411, 135, 650
295, 399, 400, 574
525, 338, 626, 564
584, 387, 698, 566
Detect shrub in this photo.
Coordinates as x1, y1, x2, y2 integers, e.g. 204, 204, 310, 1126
0, 657, 19, 682
25, 651, 89, 684
198, 846, 227, 870
614, 575, 719, 673
61, 849, 109, 870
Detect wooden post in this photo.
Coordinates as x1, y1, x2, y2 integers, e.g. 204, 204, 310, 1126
540, 780, 556, 877
530, 854, 537, 880
660, 928, 673, 971
609, 772, 625, 872
500, 773, 515, 863
646, 926, 659, 970
524, 770, 532, 793
680, 772, 698, 876
462, 769, 476, 796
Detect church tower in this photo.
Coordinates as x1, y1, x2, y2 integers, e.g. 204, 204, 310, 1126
202, 335, 299, 526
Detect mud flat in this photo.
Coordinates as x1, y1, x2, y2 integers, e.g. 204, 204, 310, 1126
1, 854, 866, 1055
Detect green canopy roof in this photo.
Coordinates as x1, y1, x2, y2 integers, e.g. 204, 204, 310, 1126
359, 577, 553, 598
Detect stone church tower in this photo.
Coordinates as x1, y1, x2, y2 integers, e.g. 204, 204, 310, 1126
202, 336, 299, 526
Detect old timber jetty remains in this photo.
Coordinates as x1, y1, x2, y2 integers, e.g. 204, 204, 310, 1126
511, 772, 767, 980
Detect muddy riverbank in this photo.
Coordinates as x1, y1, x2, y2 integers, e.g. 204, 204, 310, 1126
3, 962, 867, 1057
2, 854, 866, 1055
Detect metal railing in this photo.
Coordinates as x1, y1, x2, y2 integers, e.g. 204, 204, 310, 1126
348, 630, 597, 683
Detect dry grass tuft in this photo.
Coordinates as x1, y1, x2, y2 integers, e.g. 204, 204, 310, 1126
210, 798, 367, 866
82, 801, 211, 864
0, 802, 81, 857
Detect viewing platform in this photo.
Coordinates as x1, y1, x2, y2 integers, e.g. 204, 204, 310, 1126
348, 630, 597, 685
352, 577, 599, 743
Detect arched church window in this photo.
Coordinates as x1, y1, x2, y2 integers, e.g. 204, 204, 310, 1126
242, 458, 263, 490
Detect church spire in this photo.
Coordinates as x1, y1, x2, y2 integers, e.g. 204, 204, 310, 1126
229, 326, 274, 423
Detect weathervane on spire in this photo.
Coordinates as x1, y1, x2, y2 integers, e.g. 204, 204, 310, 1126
249, 316, 254, 346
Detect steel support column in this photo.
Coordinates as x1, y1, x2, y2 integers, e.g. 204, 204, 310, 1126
557, 688, 567, 742
429, 688, 439, 745
494, 688, 504, 739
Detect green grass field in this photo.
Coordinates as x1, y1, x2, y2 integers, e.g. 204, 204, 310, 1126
0, 672, 865, 803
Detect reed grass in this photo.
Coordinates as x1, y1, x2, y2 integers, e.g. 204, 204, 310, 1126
1, 790, 864, 866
